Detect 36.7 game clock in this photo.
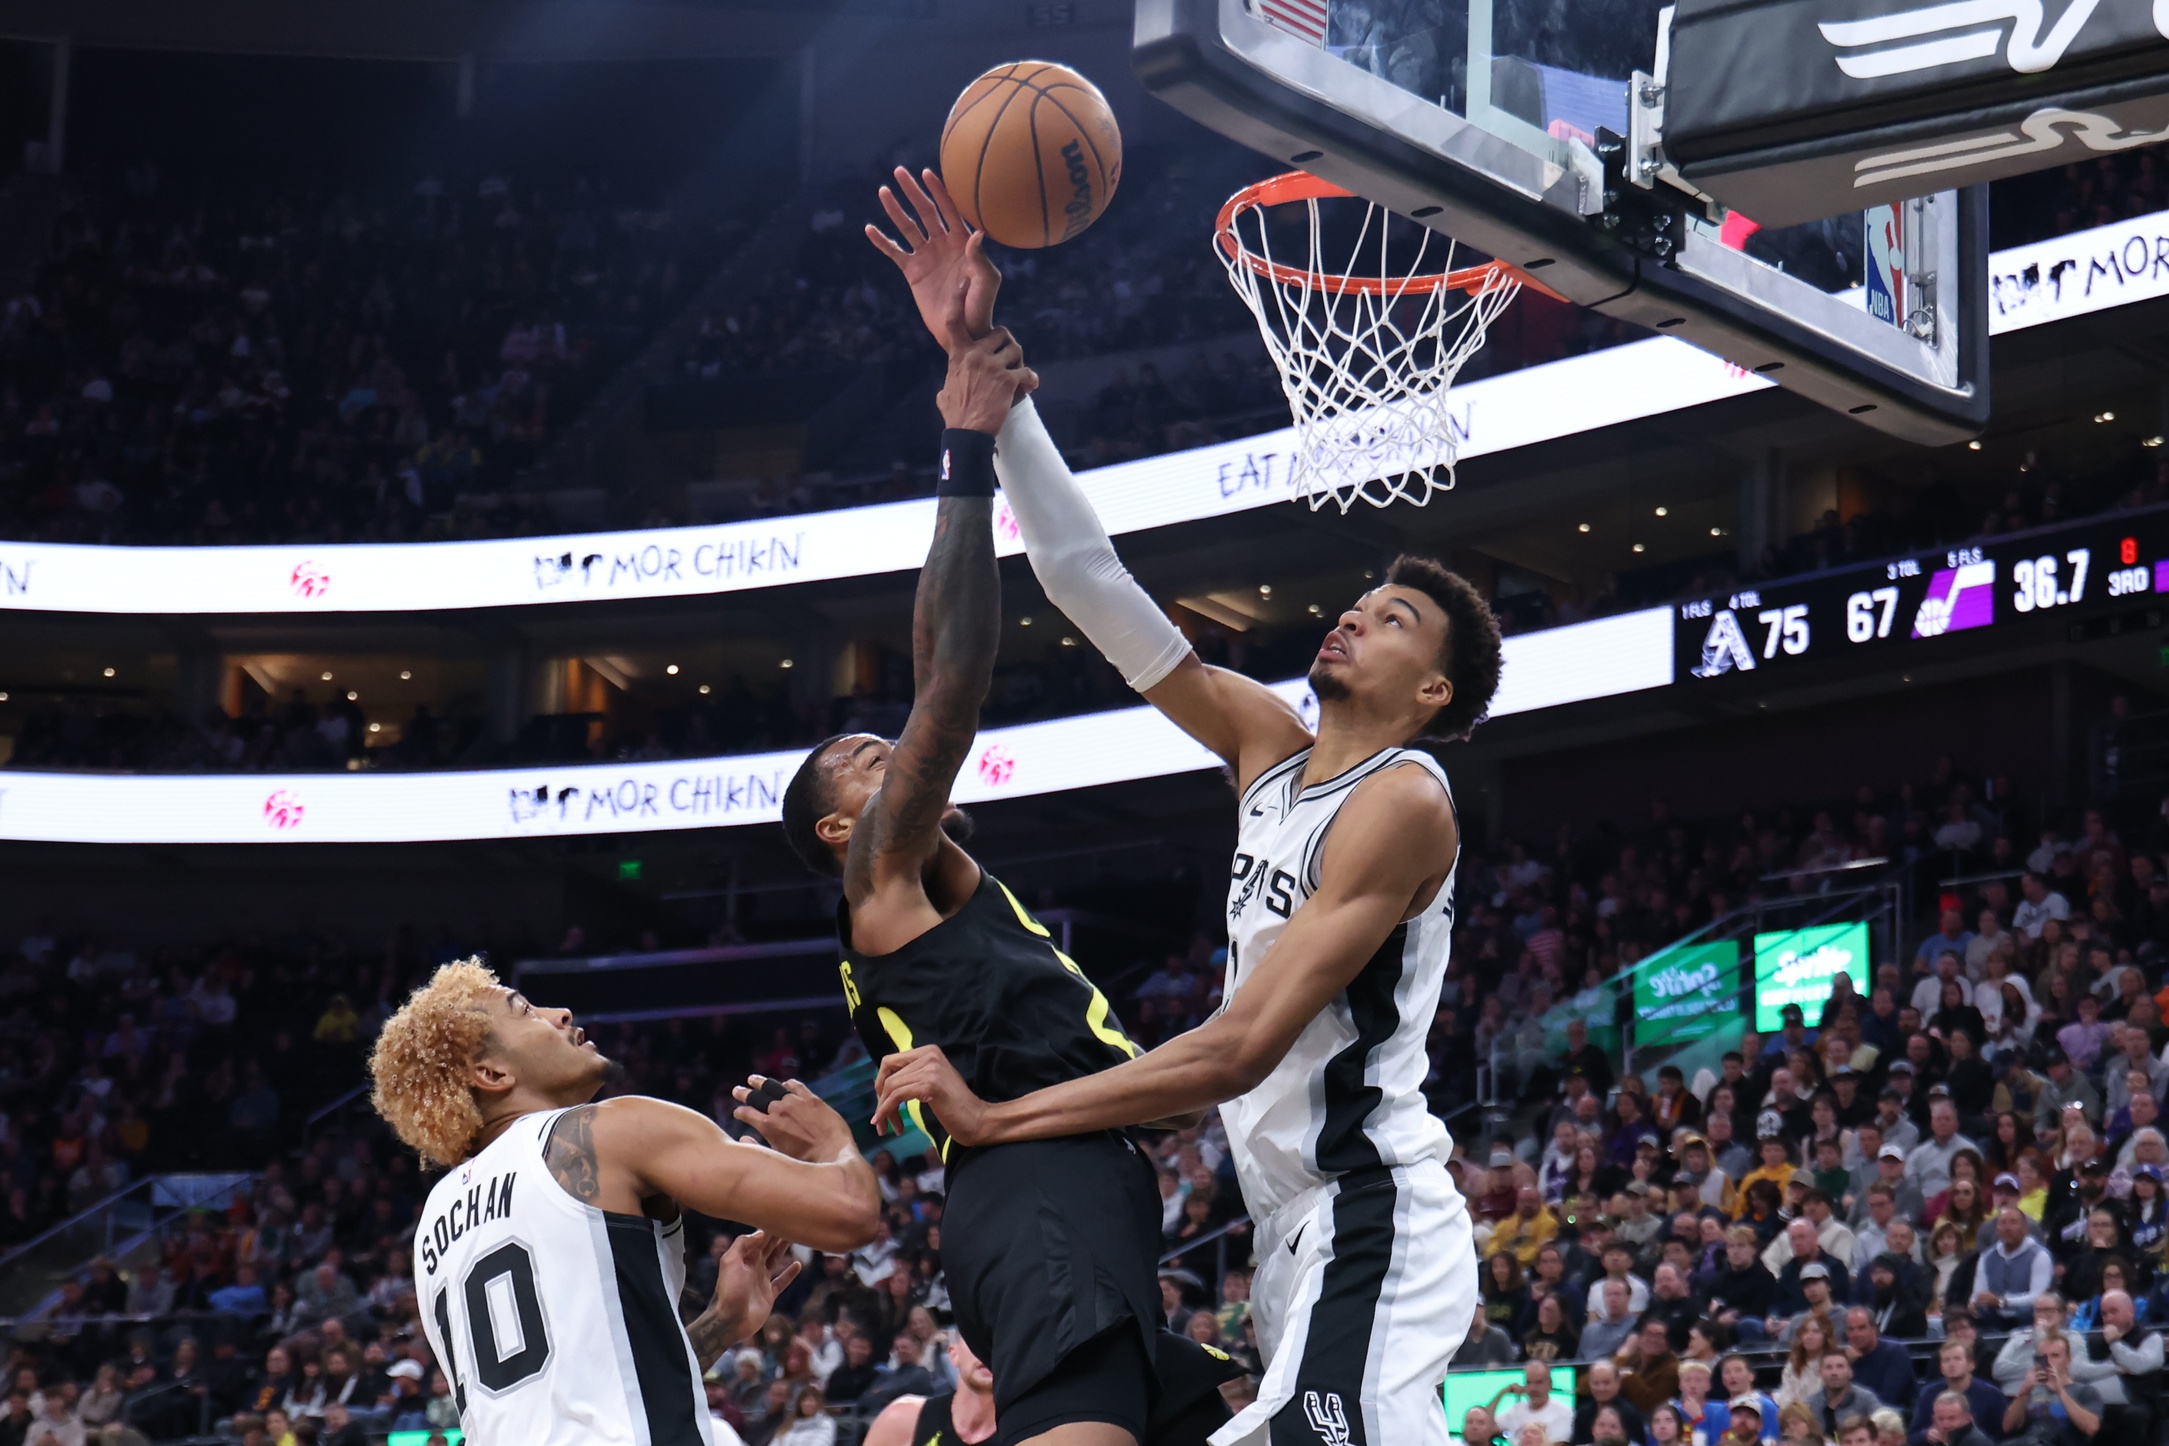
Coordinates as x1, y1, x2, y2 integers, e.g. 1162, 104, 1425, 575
1674, 505, 2169, 681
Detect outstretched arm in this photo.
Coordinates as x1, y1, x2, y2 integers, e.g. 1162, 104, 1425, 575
843, 324, 1032, 911
873, 765, 1456, 1140
868, 168, 1311, 794
558, 1087, 880, 1253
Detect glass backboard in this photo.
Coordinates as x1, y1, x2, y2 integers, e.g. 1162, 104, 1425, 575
1134, 0, 1990, 443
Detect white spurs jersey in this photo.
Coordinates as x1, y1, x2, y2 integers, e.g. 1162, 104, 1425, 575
415, 1107, 718, 1446
1220, 745, 1459, 1224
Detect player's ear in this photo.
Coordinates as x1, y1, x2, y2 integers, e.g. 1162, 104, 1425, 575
470, 1047, 517, 1099
816, 811, 853, 851
1418, 673, 1453, 711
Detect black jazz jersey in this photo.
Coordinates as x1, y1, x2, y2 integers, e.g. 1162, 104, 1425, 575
838, 870, 1140, 1160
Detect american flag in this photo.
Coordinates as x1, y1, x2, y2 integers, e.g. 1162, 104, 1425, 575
1255, 0, 1328, 45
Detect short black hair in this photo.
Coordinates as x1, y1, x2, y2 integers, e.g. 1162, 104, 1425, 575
1384, 554, 1503, 743
781, 734, 857, 877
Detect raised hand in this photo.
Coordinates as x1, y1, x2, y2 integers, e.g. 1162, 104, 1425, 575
937, 315, 1037, 435
865, 166, 1000, 351
731, 1076, 856, 1162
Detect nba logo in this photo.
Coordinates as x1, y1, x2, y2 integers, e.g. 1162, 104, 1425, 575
940, 448, 953, 482
1864, 203, 1903, 330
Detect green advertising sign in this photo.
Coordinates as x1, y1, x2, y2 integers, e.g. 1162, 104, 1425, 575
1753, 921, 1870, 1031
1632, 942, 1739, 1046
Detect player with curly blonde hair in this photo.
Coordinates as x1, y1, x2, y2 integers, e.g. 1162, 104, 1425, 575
370, 959, 879, 1446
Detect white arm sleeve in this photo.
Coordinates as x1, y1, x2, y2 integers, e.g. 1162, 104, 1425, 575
994, 397, 1192, 692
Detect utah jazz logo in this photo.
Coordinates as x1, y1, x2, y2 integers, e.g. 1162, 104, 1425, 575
1303, 1390, 1353, 1446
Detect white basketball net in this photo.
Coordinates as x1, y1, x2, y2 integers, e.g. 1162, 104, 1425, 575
1218, 183, 1522, 512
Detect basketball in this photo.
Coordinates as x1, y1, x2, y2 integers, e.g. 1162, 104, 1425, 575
940, 61, 1122, 249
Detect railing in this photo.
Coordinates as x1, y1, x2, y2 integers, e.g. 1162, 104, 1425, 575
0, 1174, 256, 1319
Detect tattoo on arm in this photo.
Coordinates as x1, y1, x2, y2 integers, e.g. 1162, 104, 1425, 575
849, 495, 998, 885
685, 1308, 731, 1372
543, 1104, 602, 1203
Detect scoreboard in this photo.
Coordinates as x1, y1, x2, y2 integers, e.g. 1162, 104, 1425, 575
1674, 507, 2169, 682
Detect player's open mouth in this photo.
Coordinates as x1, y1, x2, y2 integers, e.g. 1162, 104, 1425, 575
1317, 635, 1349, 661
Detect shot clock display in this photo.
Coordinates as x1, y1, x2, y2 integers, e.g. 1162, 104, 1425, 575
1677, 506, 2169, 680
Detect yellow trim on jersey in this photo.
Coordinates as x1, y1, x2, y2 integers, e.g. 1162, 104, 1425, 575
838, 959, 862, 1013
996, 878, 1054, 937
875, 1006, 946, 1161
996, 875, 1143, 1061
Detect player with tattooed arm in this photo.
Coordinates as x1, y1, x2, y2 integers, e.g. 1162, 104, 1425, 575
368, 961, 879, 1446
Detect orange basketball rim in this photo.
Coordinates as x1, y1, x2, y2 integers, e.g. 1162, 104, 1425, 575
1215, 171, 1567, 303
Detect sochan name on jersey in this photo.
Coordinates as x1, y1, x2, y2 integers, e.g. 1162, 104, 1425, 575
420, 1170, 517, 1277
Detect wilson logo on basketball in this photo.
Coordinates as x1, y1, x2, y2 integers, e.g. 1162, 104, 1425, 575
262, 790, 306, 830
1059, 140, 1096, 241
289, 561, 330, 599
977, 745, 1016, 786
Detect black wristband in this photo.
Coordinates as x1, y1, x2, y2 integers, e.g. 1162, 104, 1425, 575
937, 428, 997, 498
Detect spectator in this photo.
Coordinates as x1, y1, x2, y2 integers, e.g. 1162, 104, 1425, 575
1919, 1388, 1995, 1446
1575, 1362, 1648, 1445
1973, 1207, 2055, 1327
2001, 1333, 2103, 1446
1617, 1317, 1682, 1415
1844, 1306, 1917, 1411
1908, 1102, 1981, 1199
1912, 1338, 2009, 1446
1806, 1352, 1889, 1439
1495, 1361, 1574, 1444
1584, 1279, 1640, 1362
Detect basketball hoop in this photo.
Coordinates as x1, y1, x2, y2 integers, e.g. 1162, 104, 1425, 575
1216, 172, 1553, 512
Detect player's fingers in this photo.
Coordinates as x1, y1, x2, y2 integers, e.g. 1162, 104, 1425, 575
878, 184, 927, 247
864, 224, 911, 267
731, 1106, 774, 1138
896, 167, 945, 236
770, 1258, 803, 1292
922, 169, 965, 233
730, 1085, 752, 1103
783, 1079, 817, 1100
1017, 366, 1042, 395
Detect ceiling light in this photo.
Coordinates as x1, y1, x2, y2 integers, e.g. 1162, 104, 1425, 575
1967, 440, 1982, 451
779, 659, 794, 670
321, 671, 334, 681
0, 692, 10, 702
1632, 543, 1647, 553
399, 669, 413, 680
1258, 584, 1272, 598
698, 684, 712, 695
2147, 436, 2165, 448
1019, 616, 1033, 627
2096, 411, 2116, 423
102, 667, 115, 678
1710, 527, 1725, 537
1061, 636, 1078, 647
665, 664, 680, 675
1362, 569, 1375, 580
1654, 506, 1668, 517
1577, 523, 1591, 534
346, 690, 358, 701
368, 722, 381, 733
1308, 604, 1323, 616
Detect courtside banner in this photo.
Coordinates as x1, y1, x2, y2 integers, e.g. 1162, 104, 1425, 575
0, 609, 1671, 843
0, 342, 1765, 615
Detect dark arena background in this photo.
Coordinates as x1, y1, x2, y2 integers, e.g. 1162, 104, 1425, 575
5, 0, 2169, 1442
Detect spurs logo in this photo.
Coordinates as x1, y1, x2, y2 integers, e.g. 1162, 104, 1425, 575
1304, 1390, 1353, 1446
1852, 106, 2169, 189
1818, 0, 2110, 79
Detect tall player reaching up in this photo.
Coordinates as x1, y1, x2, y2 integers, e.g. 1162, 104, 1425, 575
777, 256, 1237, 1446
369, 962, 879, 1446
867, 169, 1505, 1446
